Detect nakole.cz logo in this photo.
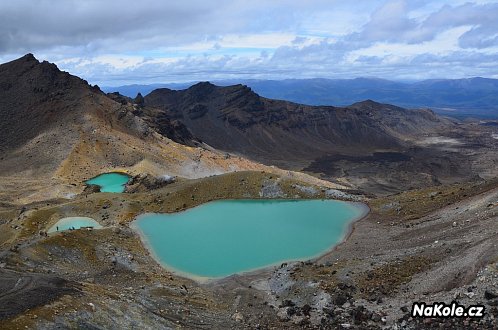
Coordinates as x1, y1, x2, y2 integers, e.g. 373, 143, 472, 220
412, 302, 485, 318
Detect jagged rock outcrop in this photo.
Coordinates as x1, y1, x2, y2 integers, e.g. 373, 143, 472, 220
133, 92, 144, 107
125, 173, 175, 193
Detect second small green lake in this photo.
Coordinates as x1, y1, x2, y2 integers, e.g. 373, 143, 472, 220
85, 172, 130, 193
48, 217, 102, 233
132, 199, 368, 279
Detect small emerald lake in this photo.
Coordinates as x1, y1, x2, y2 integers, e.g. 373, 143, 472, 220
85, 172, 130, 193
132, 199, 368, 279
48, 217, 102, 233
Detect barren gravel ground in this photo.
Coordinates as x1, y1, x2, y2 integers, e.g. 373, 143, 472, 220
1, 173, 496, 329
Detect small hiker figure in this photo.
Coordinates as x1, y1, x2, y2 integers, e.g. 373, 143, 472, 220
56, 226, 59, 231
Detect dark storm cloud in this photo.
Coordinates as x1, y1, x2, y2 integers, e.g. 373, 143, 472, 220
0, 0, 243, 53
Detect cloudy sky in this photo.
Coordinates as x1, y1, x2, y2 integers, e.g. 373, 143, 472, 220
1, 0, 497, 85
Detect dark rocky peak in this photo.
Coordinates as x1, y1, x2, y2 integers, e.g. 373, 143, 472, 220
221, 84, 265, 112
185, 82, 218, 102
156, 87, 174, 92
107, 92, 132, 105
348, 99, 404, 113
0, 54, 91, 95
148, 87, 176, 96
134, 92, 145, 107
20, 53, 38, 62
144, 87, 179, 107
0, 55, 92, 151
40, 60, 59, 72
0, 53, 39, 75
224, 84, 256, 96
232, 83, 253, 92
349, 99, 383, 108
189, 81, 216, 91
2, 54, 58, 76
145, 82, 267, 120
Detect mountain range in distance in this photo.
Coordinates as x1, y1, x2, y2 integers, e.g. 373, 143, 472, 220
103, 77, 498, 119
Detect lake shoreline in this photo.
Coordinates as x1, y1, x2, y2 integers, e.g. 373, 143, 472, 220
131, 199, 369, 283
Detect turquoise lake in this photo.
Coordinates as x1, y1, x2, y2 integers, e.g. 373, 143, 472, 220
133, 199, 368, 279
85, 172, 130, 193
48, 217, 102, 233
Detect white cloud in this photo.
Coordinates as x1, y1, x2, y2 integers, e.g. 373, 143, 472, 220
351, 26, 472, 59
0, 0, 496, 84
